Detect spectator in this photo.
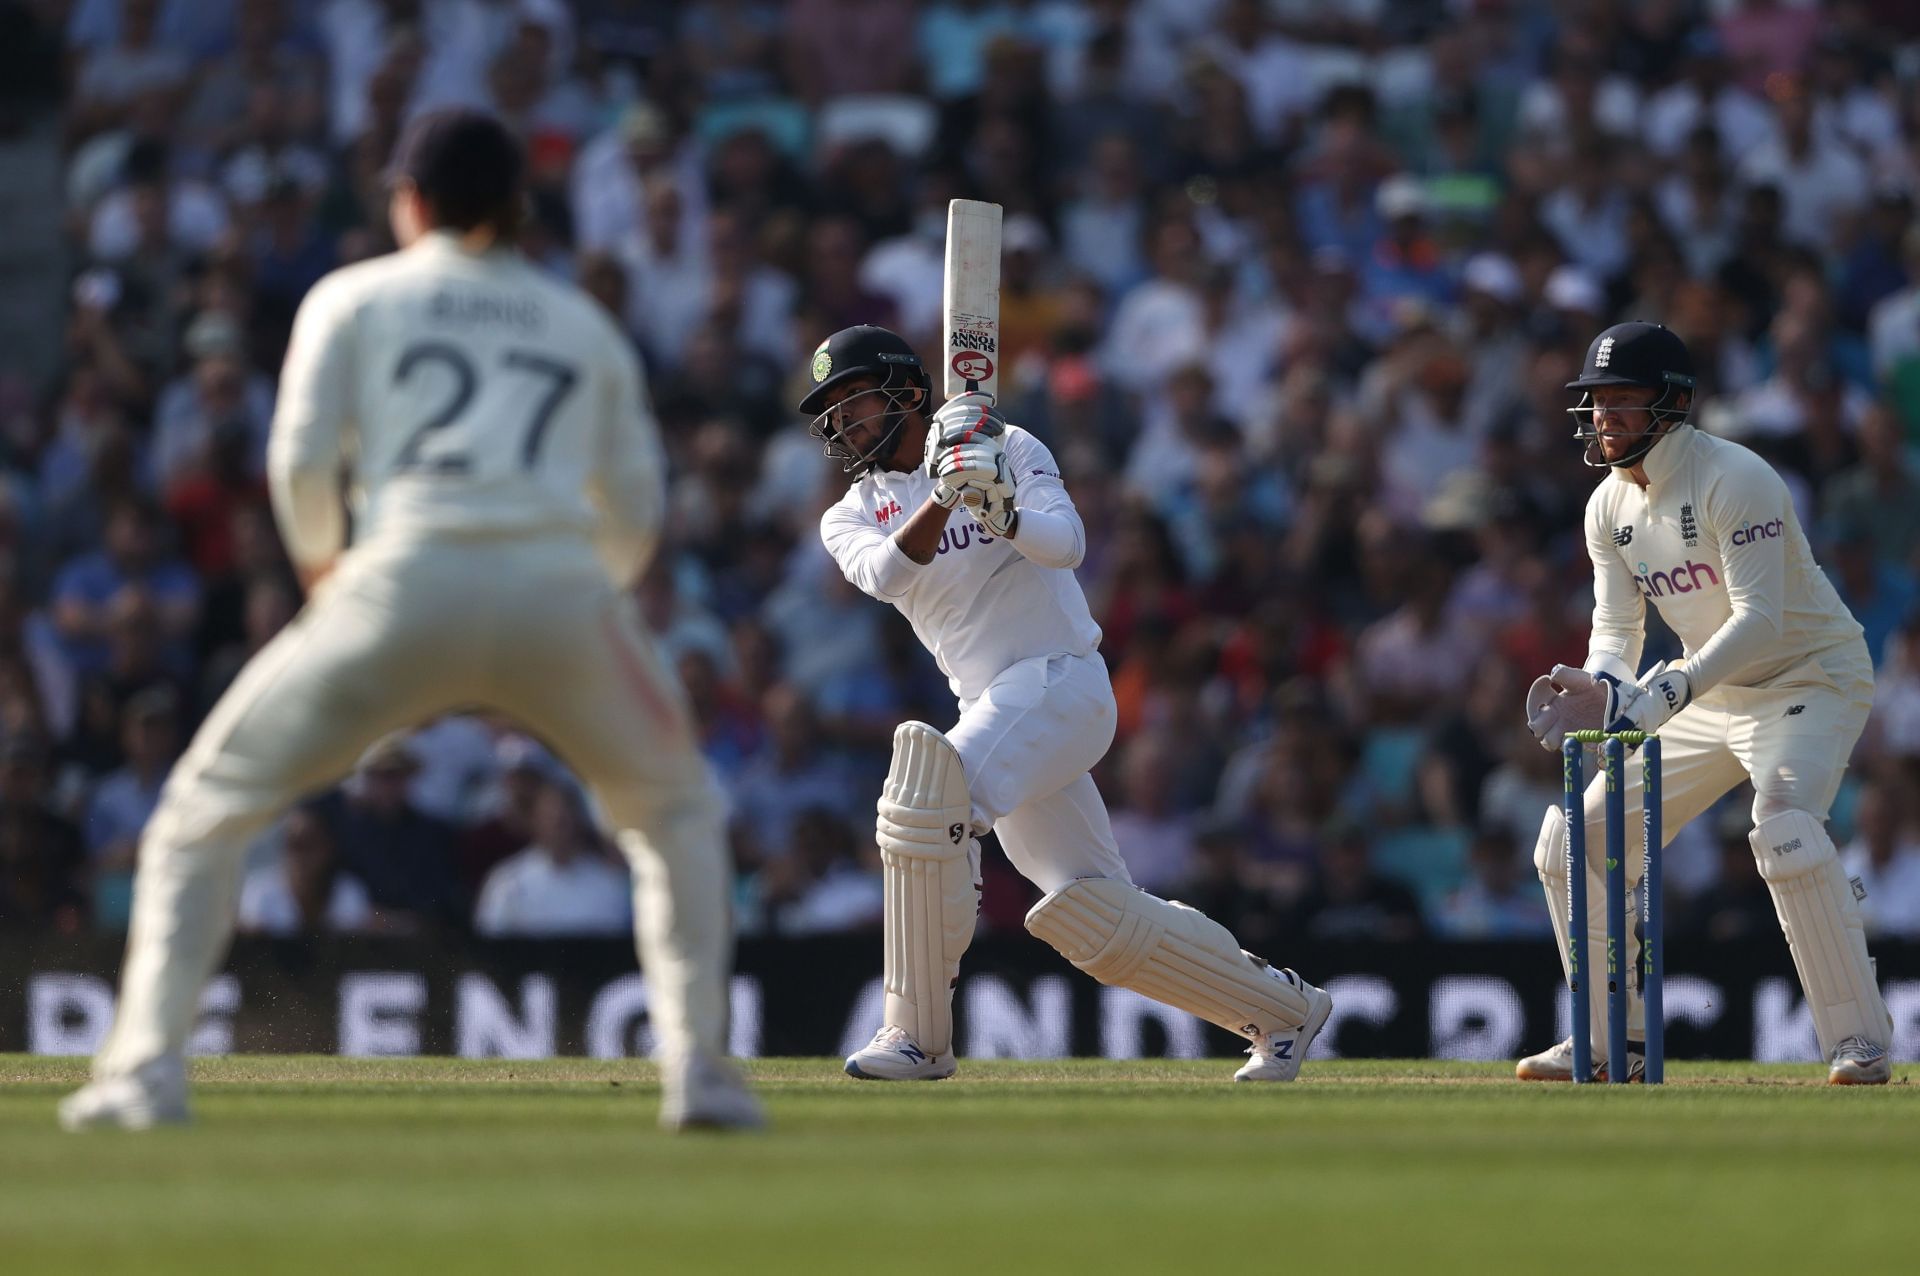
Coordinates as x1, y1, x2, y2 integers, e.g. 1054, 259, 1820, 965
1821, 405, 1920, 570
151, 310, 275, 492
0, 735, 87, 930
458, 738, 554, 896
474, 781, 632, 938
83, 685, 180, 928
322, 738, 463, 932
71, 0, 191, 139
1293, 822, 1425, 942
1683, 820, 1779, 940
237, 804, 375, 935
754, 805, 883, 937
1738, 86, 1868, 255
1430, 827, 1554, 939
50, 500, 199, 677
16, 0, 1920, 963
1840, 778, 1920, 938
1107, 732, 1198, 894
729, 684, 861, 867
1171, 816, 1287, 955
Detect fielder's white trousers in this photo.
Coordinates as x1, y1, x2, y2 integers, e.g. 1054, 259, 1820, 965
94, 533, 731, 1078
1552, 658, 1873, 1043
947, 652, 1132, 892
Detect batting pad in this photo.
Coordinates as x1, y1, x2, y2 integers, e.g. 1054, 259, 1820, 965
876, 721, 979, 1059
1024, 878, 1309, 1038
1749, 810, 1891, 1057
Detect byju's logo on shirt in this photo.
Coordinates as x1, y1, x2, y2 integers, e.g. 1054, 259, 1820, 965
1635, 559, 1721, 599
1730, 518, 1784, 547
874, 499, 904, 526
1612, 526, 1633, 547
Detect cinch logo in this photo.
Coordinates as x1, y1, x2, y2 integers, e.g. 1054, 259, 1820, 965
874, 499, 904, 526
1730, 519, 1785, 547
1634, 559, 1720, 598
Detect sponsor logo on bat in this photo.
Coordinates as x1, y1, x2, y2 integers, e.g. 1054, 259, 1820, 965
950, 351, 994, 382
950, 329, 997, 353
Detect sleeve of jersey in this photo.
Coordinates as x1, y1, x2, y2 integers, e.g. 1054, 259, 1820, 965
820, 498, 921, 601
1679, 455, 1788, 694
1584, 492, 1646, 674
1005, 433, 1085, 569
267, 278, 353, 575
587, 341, 667, 585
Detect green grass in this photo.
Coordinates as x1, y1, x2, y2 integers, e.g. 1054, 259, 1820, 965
2, 1056, 1914, 1274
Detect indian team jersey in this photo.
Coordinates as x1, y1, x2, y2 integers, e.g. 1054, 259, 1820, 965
269, 230, 664, 579
820, 426, 1101, 701
1583, 423, 1870, 695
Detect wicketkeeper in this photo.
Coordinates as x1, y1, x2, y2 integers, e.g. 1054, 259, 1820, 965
1522, 321, 1892, 1084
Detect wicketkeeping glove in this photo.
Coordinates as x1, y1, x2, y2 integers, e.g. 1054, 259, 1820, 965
1602, 661, 1692, 736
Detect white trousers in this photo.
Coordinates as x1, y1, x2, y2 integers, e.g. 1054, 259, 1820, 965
946, 652, 1131, 893
1544, 662, 1875, 1046
95, 533, 731, 1076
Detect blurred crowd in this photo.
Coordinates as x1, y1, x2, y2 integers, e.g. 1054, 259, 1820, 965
6, 0, 1920, 948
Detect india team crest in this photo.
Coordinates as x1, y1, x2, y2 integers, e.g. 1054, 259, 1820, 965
811, 344, 833, 382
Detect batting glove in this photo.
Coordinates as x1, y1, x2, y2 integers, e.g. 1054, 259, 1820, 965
925, 392, 1007, 506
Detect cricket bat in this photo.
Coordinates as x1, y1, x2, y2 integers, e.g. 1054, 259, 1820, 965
942, 199, 1003, 402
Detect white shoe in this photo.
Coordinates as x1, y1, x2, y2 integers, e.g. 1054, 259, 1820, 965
659, 1050, 766, 1132
1515, 1037, 1644, 1082
1828, 1037, 1891, 1086
58, 1057, 189, 1131
844, 1025, 956, 1081
1233, 971, 1333, 1082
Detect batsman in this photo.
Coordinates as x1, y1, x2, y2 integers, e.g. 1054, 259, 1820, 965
1522, 321, 1892, 1084
800, 324, 1333, 1082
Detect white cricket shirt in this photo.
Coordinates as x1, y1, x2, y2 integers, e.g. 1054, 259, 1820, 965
820, 426, 1102, 701
269, 231, 666, 585
1584, 423, 1872, 695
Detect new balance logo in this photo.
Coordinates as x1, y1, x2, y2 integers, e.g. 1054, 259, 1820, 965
1274, 1041, 1294, 1061
899, 1043, 927, 1064
1785, 705, 1805, 717
1612, 526, 1633, 546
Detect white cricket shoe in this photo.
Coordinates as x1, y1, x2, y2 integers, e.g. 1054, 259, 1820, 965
1514, 1037, 1644, 1082
659, 1050, 766, 1132
1828, 1037, 1891, 1086
843, 1025, 956, 1081
58, 1056, 189, 1131
1233, 971, 1333, 1082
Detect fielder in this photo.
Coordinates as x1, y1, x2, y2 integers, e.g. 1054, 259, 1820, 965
1522, 321, 1891, 1084
801, 325, 1333, 1082
61, 110, 761, 1131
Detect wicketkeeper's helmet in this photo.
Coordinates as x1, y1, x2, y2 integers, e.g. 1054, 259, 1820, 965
1566, 321, 1696, 469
